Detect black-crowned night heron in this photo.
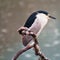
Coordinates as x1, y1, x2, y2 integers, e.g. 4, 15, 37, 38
12, 10, 56, 60
18, 10, 56, 46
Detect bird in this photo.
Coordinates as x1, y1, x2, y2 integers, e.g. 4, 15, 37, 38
12, 10, 56, 60
18, 10, 56, 46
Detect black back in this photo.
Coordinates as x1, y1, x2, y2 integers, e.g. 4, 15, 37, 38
24, 12, 37, 28
24, 10, 48, 28
37, 10, 48, 15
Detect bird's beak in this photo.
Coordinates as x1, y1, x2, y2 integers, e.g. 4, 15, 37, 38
49, 15, 56, 19
48, 14, 56, 19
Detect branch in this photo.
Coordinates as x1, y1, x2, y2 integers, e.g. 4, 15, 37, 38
12, 27, 49, 60
12, 44, 34, 60
33, 38, 48, 60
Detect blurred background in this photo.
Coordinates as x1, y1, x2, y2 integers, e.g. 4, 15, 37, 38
0, 0, 60, 60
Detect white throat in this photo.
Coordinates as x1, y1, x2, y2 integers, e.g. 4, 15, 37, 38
36, 13, 48, 36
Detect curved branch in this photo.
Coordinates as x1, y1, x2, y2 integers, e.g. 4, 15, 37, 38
12, 44, 34, 60
12, 27, 49, 60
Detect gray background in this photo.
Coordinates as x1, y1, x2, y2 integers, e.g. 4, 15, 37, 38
0, 0, 60, 60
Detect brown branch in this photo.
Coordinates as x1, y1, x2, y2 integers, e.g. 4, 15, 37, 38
12, 44, 34, 60
33, 38, 48, 60
12, 27, 49, 60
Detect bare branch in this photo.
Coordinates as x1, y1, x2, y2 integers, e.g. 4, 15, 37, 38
12, 27, 49, 60
12, 44, 34, 60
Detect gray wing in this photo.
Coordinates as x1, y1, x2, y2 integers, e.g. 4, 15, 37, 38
22, 35, 33, 46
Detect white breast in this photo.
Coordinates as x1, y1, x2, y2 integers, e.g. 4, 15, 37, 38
28, 13, 48, 37
36, 13, 48, 36
28, 18, 41, 34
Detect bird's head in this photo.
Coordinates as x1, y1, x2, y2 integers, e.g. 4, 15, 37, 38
36, 10, 56, 21
24, 10, 56, 29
